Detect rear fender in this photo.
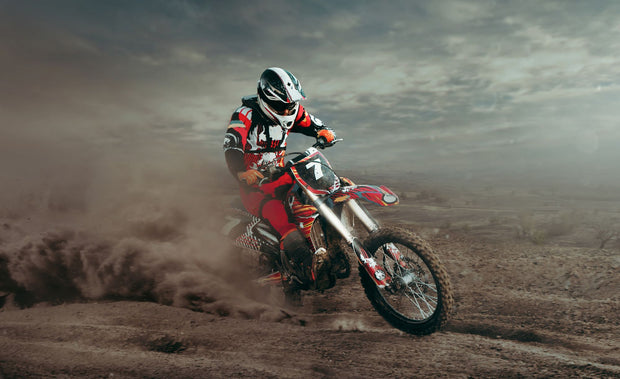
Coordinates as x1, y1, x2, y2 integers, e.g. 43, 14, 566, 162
335, 185, 399, 207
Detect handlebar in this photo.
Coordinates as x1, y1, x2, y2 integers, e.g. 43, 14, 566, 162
256, 137, 342, 184
313, 137, 343, 149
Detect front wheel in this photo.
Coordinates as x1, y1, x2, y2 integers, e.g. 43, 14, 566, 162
360, 227, 453, 335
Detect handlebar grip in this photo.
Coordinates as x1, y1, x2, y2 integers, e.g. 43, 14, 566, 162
313, 137, 342, 149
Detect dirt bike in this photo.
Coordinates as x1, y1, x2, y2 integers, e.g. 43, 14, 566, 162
221, 138, 454, 335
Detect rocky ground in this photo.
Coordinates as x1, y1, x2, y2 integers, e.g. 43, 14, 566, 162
0, 179, 618, 378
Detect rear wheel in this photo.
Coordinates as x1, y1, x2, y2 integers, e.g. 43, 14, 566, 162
360, 227, 453, 335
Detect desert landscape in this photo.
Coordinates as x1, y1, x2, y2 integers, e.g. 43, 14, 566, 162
0, 171, 618, 378
2, 1, 620, 378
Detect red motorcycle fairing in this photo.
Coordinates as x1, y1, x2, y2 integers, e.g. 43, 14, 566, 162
289, 149, 341, 196
335, 185, 399, 207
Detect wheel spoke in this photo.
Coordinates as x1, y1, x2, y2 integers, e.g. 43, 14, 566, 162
360, 226, 453, 334
401, 276, 438, 318
403, 289, 431, 319
410, 280, 438, 307
415, 279, 437, 292
377, 242, 441, 321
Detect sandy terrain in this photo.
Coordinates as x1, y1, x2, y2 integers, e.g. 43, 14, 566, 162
0, 178, 618, 378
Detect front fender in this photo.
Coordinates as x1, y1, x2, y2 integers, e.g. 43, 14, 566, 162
334, 185, 399, 206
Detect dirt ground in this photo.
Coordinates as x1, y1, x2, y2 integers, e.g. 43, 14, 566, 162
0, 178, 618, 378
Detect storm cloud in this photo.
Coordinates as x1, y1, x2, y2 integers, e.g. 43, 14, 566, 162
2, 0, 620, 188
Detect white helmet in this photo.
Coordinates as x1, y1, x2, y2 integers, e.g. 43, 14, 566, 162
257, 67, 306, 129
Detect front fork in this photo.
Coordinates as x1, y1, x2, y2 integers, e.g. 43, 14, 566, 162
343, 200, 409, 270
303, 187, 390, 287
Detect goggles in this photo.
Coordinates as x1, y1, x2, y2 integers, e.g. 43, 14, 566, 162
270, 101, 298, 115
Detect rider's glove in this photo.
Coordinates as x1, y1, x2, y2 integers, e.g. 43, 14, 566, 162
237, 169, 264, 185
317, 129, 336, 143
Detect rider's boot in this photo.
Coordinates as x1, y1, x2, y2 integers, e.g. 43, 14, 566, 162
280, 230, 334, 301
280, 229, 314, 291
312, 247, 336, 291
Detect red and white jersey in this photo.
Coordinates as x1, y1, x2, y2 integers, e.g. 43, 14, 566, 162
223, 95, 328, 178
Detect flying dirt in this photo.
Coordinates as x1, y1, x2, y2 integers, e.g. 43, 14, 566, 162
0, 137, 618, 377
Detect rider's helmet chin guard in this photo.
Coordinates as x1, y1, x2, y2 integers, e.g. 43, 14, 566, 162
257, 67, 306, 130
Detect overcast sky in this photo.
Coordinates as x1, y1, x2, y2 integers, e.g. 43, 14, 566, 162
2, 0, 620, 190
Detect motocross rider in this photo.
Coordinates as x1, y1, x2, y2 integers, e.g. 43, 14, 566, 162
223, 67, 337, 293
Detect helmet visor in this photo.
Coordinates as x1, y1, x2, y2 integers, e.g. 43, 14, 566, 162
270, 101, 298, 115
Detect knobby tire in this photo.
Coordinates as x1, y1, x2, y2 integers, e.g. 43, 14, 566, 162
360, 226, 454, 335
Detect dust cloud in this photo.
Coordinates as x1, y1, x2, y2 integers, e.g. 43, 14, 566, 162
0, 115, 290, 321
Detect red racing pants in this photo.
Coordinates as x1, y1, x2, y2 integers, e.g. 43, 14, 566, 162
239, 172, 296, 240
